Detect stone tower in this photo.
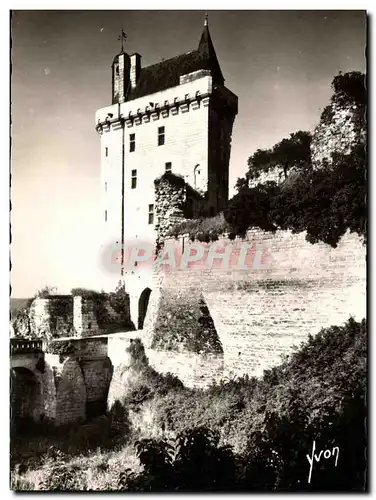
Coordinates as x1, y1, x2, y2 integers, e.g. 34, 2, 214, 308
95, 17, 238, 298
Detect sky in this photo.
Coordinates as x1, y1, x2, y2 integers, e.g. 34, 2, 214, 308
10, 10, 366, 297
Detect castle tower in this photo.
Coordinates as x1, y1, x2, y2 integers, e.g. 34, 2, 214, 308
95, 18, 238, 292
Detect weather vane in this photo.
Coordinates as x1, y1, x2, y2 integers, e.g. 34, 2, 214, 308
117, 29, 127, 52
205, 12, 208, 26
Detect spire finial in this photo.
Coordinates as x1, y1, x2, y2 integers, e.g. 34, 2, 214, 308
204, 12, 208, 27
117, 29, 127, 52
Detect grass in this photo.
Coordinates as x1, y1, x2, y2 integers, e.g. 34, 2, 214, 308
10, 298, 31, 318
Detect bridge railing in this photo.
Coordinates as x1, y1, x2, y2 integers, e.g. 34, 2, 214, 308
10, 338, 44, 355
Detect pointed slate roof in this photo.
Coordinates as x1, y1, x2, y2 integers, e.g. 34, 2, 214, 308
125, 21, 225, 102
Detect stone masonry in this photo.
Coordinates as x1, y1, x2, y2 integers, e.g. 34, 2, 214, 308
141, 228, 366, 383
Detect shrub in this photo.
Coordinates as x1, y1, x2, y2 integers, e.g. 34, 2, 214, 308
167, 213, 234, 242
224, 182, 279, 236
35, 286, 58, 299
39, 463, 86, 491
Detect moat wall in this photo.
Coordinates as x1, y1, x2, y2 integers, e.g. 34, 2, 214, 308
141, 228, 366, 383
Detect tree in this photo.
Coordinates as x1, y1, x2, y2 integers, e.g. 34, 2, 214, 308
224, 181, 279, 236
269, 142, 366, 246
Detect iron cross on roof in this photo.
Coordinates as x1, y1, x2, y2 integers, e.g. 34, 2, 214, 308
118, 29, 127, 52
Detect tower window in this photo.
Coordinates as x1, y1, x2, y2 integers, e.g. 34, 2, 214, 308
129, 134, 135, 152
105, 210, 107, 222
105, 147, 108, 157
148, 204, 154, 225
165, 162, 172, 173
105, 182, 107, 192
158, 126, 165, 146
131, 169, 137, 189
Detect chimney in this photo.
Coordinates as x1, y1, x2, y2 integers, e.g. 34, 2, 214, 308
130, 53, 141, 89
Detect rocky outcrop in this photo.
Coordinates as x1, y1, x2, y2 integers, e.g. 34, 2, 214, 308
310, 102, 366, 169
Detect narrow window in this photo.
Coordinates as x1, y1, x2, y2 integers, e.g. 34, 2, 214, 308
105, 210, 107, 222
131, 169, 137, 189
105, 147, 108, 157
158, 126, 165, 146
129, 133, 135, 152
148, 204, 154, 225
165, 162, 172, 173
105, 182, 107, 192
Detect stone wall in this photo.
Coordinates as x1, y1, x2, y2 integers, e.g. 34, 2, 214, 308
46, 337, 109, 359
140, 285, 224, 388
29, 296, 74, 339
142, 228, 366, 384
154, 173, 186, 246
45, 339, 113, 425
145, 349, 224, 388
248, 167, 285, 188
80, 358, 113, 417
11, 227, 366, 419
73, 296, 101, 337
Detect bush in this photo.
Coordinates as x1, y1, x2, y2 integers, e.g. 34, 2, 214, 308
224, 181, 279, 236
71, 287, 133, 332
35, 286, 58, 299
269, 144, 366, 247
142, 318, 366, 491
119, 427, 237, 491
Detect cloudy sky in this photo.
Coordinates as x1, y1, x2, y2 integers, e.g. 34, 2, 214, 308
11, 10, 366, 297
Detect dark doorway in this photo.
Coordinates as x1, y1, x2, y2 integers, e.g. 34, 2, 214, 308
138, 288, 152, 330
